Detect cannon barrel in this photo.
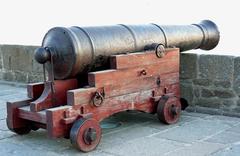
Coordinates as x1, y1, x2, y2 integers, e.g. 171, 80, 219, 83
35, 20, 220, 79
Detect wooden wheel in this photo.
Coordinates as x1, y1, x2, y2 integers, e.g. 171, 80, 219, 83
157, 96, 181, 124
6, 118, 31, 135
70, 118, 102, 152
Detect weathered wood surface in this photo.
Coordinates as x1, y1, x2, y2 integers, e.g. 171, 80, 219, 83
18, 106, 46, 124
7, 99, 32, 130
110, 48, 178, 69
7, 48, 181, 140
30, 79, 78, 112
27, 82, 44, 100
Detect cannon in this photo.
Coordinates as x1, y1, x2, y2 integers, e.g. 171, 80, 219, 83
35, 20, 219, 80
7, 20, 219, 152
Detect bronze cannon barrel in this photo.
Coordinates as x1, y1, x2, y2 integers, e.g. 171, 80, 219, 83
35, 20, 220, 79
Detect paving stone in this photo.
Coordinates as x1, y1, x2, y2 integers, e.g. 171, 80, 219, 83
212, 144, 240, 156
154, 118, 231, 143
60, 148, 115, 156
0, 93, 28, 102
207, 131, 240, 144
228, 124, 240, 133
101, 111, 160, 134
165, 141, 226, 156
9, 130, 71, 151
144, 114, 200, 131
0, 137, 60, 156
111, 111, 200, 131
181, 111, 212, 119
0, 108, 7, 120
100, 113, 143, 134
0, 100, 7, 110
0, 119, 8, 130
103, 137, 184, 156
0, 85, 26, 92
101, 124, 160, 146
207, 115, 240, 127
0, 89, 23, 97
0, 130, 15, 139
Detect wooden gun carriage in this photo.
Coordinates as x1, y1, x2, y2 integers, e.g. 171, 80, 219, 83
6, 20, 220, 152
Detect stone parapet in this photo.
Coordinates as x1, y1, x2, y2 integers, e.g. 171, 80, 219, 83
0, 44, 43, 83
180, 52, 240, 117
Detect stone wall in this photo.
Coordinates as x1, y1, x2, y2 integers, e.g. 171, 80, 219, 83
0, 44, 239, 117
0, 44, 43, 83
180, 52, 240, 117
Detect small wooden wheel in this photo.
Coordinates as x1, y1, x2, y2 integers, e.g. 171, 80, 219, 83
70, 118, 102, 152
157, 96, 181, 124
6, 118, 31, 135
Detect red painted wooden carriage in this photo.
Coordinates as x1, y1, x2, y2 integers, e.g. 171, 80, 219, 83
7, 48, 186, 152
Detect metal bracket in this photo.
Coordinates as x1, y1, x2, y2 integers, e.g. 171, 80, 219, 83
144, 43, 166, 58
92, 89, 105, 107
41, 47, 56, 104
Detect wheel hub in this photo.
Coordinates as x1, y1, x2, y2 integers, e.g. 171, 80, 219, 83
170, 105, 180, 116
84, 128, 97, 144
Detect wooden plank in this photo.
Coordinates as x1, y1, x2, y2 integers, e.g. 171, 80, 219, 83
72, 84, 180, 122
67, 87, 97, 106
30, 79, 78, 112
27, 82, 44, 99
110, 48, 179, 69
88, 59, 179, 87
46, 106, 72, 138
18, 106, 46, 124
6, 98, 32, 129
68, 79, 179, 106
103, 72, 179, 98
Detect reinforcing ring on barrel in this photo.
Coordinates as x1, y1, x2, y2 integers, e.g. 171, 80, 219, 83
92, 91, 104, 107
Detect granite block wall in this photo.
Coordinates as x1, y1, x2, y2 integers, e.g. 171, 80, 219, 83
0, 44, 43, 83
180, 52, 240, 117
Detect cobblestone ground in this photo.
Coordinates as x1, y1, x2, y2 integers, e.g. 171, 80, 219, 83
0, 83, 240, 156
